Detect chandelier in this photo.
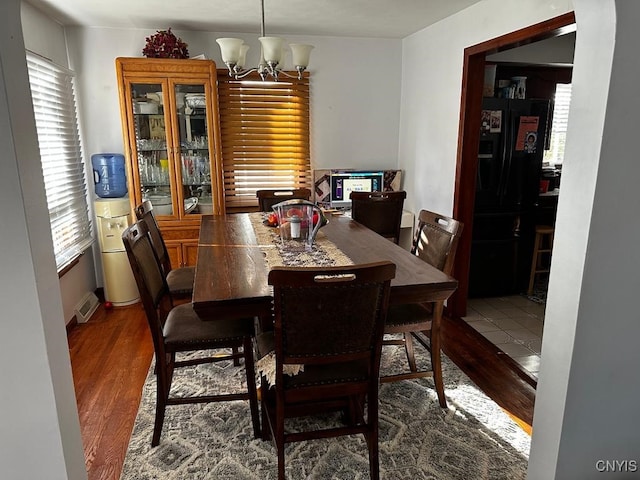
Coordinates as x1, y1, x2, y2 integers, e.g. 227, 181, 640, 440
216, 0, 313, 81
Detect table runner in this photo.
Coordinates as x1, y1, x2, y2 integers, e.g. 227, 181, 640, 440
248, 212, 354, 384
248, 212, 353, 268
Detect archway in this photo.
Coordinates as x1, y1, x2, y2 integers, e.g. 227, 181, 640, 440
449, 12, 576, 318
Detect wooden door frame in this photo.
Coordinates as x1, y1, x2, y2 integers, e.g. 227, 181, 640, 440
448, 12, 576, 318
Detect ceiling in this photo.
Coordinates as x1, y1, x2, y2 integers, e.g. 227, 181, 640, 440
26, 0, 483, 39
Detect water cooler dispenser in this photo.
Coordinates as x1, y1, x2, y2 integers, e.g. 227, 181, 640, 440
94, 198, 139, 306
92, 154, 139, 306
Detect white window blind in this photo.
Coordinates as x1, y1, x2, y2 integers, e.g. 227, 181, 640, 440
27, 52, 92, 272
544, 83, 572, 166
217, 72, 311, 210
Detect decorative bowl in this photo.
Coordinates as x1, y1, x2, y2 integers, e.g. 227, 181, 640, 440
184, 197, 198, 214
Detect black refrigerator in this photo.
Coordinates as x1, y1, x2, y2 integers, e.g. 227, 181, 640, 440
468, 97, 550, 297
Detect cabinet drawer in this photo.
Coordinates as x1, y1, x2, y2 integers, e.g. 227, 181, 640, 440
160, 226, 200, 241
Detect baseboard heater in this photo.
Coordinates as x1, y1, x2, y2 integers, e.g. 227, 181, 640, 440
74, 292, 100, 323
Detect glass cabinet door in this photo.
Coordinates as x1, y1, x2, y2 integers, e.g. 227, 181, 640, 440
131, 82, 174, 216
174, 83, 213, 216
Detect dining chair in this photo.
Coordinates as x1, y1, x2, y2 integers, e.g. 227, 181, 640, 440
256, 188, 312, 212
135, 200, 194, 298
381, 209, 463, 408
258, 262, 396, 480
122, 219, 260, 446
349, 191, 407, 244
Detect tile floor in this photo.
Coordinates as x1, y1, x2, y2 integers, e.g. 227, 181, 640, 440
462, 295, 546, 378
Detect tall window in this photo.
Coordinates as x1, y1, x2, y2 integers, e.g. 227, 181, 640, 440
27, 52, 92, 272
544, 83, 572, 166
217, 72, 311, 210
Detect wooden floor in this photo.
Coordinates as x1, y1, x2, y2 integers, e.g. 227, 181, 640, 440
67, 302, 153, 480
442, 315, 536, 430
68, 301, 536, 480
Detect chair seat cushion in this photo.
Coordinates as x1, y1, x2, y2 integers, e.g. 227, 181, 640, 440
385, 302, 433, 328
166, 266, 195, 295
163, 303, 255, 350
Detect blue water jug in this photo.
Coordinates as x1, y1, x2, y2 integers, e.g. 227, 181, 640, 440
91, 153, 127, 198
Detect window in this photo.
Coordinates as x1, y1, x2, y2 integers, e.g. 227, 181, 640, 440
27, 52, 92, 271
544, 83, 572, 166
217, 72, 311, 210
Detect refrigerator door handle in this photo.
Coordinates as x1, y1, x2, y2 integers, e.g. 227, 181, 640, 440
500, 112, 517, 202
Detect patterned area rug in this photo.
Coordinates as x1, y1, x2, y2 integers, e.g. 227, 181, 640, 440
120, 343, 530, 479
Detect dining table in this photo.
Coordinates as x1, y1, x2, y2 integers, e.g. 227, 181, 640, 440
192, 213, 458, 322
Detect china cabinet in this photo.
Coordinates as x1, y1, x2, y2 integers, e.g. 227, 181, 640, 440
115, 57, 224, 268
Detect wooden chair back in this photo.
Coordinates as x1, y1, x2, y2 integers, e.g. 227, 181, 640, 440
264, 261, 396, 480
256, 188, 312, 212
271, 262, 395, 367
350, 191, 407, 244
123, 219, 260, 445
379, 209, 463, 406
122, 219, 171, 353
412, 209, 464, 275
134, 200, 172, 274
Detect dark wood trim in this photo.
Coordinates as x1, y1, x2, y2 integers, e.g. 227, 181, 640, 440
449, 12, 576, 318
66, 315, 78, 335
442, 315, 536, 426
95, 287, 105, 302
451, 51, 485, 318
465, 12, 576, 57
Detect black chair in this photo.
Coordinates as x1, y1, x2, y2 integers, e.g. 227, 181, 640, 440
122, 219, 260, 446
135, 200, 194, 298
256, 188, 312, 212
258, 262, 396, 480
349, 191, 407, 244
381, 210, 463, 408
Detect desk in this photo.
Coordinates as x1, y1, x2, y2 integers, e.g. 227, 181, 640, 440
192, 213, 457, 320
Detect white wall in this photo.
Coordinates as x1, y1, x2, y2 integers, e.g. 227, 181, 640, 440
531, 1, 640, 477
65, 27, 402, 174
398, 0, 573, 215
400, 0, 640, 477
63, 26, 401, 287
1, 1, 86, 478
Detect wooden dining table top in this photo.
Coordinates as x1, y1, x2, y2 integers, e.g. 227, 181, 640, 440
192, 213, 458, 319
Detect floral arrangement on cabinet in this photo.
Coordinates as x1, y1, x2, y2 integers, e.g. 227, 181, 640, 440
142, 28, 189, 59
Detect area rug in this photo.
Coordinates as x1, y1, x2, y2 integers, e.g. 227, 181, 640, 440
120, 342, 530, 480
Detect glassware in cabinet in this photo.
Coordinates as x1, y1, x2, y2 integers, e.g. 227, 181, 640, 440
116, 58, 224, 222
130, 82, 175, 216
174, 83, 213, 215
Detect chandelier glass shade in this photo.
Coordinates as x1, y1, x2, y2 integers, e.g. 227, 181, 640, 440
216, 0, 313, 81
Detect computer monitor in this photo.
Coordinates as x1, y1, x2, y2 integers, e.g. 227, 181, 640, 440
329, 170, 384, 209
